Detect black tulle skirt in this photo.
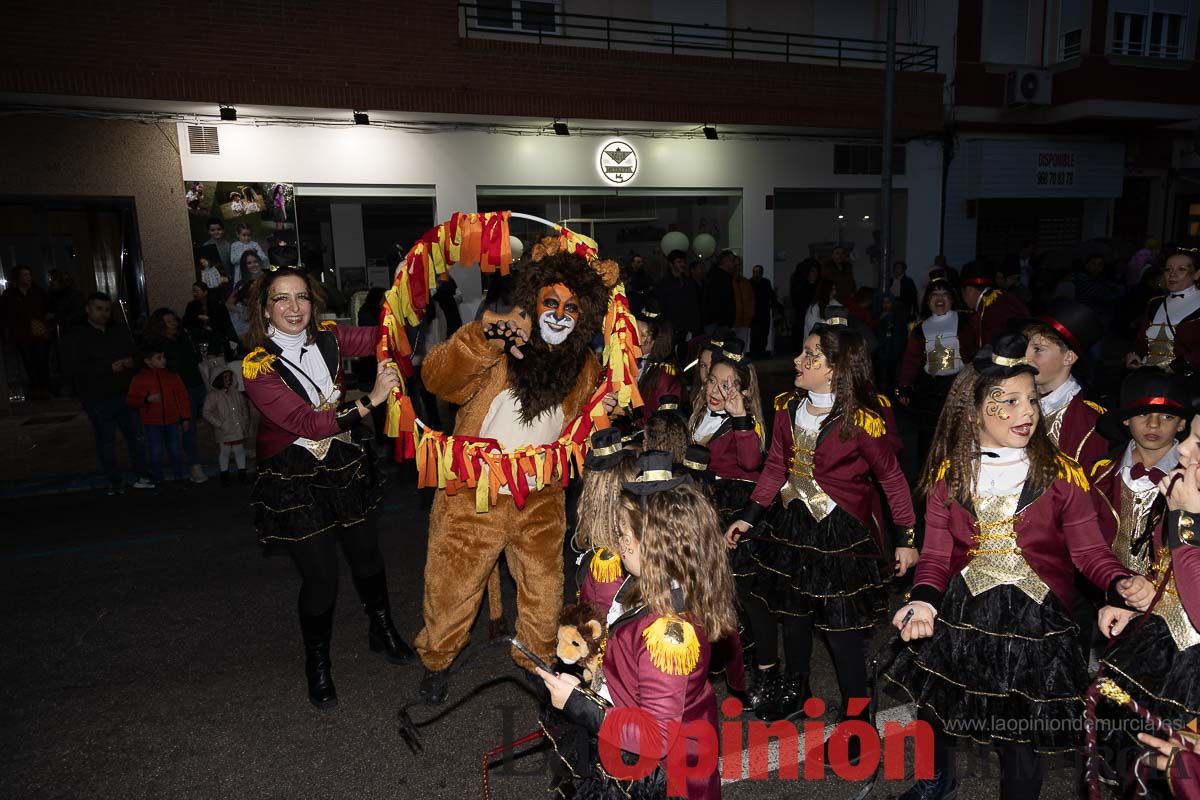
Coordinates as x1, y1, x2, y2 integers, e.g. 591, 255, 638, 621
884, 577, 1088, 753
1096, 616, 1200, 772
250, 438, 382, 545
732, 500, 888, 631
712, 477, 756, 530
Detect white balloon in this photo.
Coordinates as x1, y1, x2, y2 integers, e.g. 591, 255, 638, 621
692, 233, 717, 259
660, 231, 690, 257
509, 235, 524, 262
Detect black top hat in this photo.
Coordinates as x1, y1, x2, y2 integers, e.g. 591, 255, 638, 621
1098, 367, 1194, 442
681, 444, 712, 475
711, 336, 748, 367
973, 333, 1039, 379
1011, 298, 1103, 356
584, 426, 635, 471
622, 450, 689, 495
655, 394, 682, 414
635, 297, 663, 325
960, 260, 993, 288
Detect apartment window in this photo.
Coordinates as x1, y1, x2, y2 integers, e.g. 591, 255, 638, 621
834, 145, 907, 176
471, 0, 561, 34
1112, 1, 1188, 58
1057, 0, 1083, 61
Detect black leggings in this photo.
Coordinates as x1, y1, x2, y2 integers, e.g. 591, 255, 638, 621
919, 708, 1045, 800
286, 522, 384, 616
742, 596, 869, 710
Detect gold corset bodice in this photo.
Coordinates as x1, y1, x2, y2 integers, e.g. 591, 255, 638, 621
1113, 482, 1158, 575
1150, 547, 1200, 651
962, 492, 1050, 603
780, 424, 835, 521
293, 396, 352, 460
1146, 324, 1175, 368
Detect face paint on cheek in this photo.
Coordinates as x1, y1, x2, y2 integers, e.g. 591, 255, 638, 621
984, 387, 1011, 420
535, 283, 580, 346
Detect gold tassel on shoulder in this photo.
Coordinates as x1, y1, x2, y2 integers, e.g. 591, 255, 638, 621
774, 391, 795, 412
318, 320, 337, 331
1084, 400, 1106, 415
876, 393, 892, 408
1090, 458, 1113, 479
589, 548, 623, 584
853, 408, 885, 438
242, 348, 276, 380
642, 614, 700, 676
931, 459, 950, 483
659, 362, 677, 377
1056, 453, 1090, 490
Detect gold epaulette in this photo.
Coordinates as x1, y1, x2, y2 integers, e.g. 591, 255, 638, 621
318, 320, 337, 331
642, 614, 699, 676
774, 390, 796, 412
1090, 458, 1113, 479
1084, 400, 1106, 415
242, 348, 277, 380
853, 408, 885, 438
982, 290, 1001, 309
1057, 453, 1090, 490
931, 459, 950, 483
876, 394, 892, 408
659, 362, 677, 376
589, 548, 623, 584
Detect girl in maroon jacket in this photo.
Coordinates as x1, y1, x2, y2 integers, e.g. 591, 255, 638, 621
885, 333, 1153, 800
726, 319, 918, 728
686, 337, 765, 528
242, 267, 413, 709
540, 453, 737, 800
635, 304, 684, 421
1094, 404, 1200, 797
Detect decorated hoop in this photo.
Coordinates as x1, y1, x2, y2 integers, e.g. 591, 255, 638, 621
377, 210, 643, 511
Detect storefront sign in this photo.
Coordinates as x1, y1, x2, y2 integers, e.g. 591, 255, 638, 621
598, 140, 638, 185
1036, 151, 1075, 189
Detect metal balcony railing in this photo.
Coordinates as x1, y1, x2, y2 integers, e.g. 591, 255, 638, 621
458, 2, 939, 73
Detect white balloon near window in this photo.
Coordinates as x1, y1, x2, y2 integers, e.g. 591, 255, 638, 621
509, 235, 524, 262
660, 231, 689, 257
692, 233, 717, 259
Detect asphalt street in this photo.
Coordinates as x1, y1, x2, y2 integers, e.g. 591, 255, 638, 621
2, 464, 1083, 800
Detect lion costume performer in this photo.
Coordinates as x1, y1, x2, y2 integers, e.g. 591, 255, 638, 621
415, 238, 617, 703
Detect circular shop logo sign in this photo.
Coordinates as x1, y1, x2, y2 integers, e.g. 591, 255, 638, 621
599, 140, 638, 185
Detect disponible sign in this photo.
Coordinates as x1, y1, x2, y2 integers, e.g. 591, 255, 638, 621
1036, 151, 1076, 188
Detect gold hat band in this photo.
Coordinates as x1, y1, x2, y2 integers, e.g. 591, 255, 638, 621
636, 470, 676, 482
591, 442, 624, 457
992, 354, 1030, 367
683, 458, 708, 471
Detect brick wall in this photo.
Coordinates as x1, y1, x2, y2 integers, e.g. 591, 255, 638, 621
0, 0, 943, 132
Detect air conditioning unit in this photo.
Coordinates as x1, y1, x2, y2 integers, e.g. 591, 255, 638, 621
1005, 68, 1052, 107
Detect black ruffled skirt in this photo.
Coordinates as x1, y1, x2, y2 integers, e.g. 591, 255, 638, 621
884, 577, 1088, 753
250, 438, 382, 546
712, 478, 756, 530
732, 500, 888, 631
1096, 616, 1200, 775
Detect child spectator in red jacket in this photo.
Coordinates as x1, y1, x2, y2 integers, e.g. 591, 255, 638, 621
127, 340, 192, 488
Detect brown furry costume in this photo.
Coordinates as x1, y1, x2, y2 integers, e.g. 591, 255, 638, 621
414, 244, 612, 671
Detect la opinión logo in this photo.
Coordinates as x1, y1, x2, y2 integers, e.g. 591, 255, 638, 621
597, 696, 933, 795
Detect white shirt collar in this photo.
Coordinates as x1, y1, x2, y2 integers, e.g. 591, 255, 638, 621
977, 447, 1030, 495
1039, 376, 1081, 416
1168, 285, 1199, 300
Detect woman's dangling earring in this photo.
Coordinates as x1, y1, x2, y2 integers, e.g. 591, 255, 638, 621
266, 320, 276, 337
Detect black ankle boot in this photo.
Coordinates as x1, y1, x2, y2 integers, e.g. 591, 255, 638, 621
898, 770, 958, 800
420, 667, 451, 704
744, 663, 780, 712
220, 470, 232, 486
756, 670, 810, 722
299, 608, 338, 710
352, 572, 416, 664
238, 468, 248, 484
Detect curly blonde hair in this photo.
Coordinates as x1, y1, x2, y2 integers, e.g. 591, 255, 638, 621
618, 484, 737, 638
573, 458, 636, 554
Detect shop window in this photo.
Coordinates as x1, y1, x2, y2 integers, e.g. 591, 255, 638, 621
1111, 1, 1188, 58
470, 0, 561, 35
833, 145, 906, 176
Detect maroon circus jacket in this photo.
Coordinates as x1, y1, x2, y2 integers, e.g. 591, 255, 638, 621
243, 322, 377, 460
1089, 453, 1166, 552
577, 549, 625, 615
1162, 509, 1200, 634
1135, 296, 1200, 376
638, 363, 684, 421
971, 288, 1029, 350
1169, 749, 1200, 800
909, 460, 1132, 612
1053, 394, 1108, 473
563, 596, 719, 800
703, 415, 764, 481
898, 312, 977, 390
740, 392, 916, 549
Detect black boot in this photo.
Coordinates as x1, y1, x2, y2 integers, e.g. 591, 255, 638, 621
220, 470, 232, 486
756, 670, 810, 722
352, 572, 416, 664
299, 608, 338, 710
420, 667, 450, 705
897, 770, 958, 800
238, 468, 248, 484
744, 663, 780, 712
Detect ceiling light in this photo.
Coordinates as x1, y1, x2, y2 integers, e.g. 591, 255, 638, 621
553, 121, 569, 136
354, 111, 369, 125
219, 105, 237, 121
703, 126, 718, 140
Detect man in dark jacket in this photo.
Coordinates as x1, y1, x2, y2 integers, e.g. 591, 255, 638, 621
60, 293, 150, 493
701, 250, 736, 333
749, 265, 778, 357
0, 265, 52, 400
655, 249, 702, 361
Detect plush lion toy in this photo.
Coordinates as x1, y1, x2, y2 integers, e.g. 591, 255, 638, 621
414, 236, 620, 702
556, 601, 607, 687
